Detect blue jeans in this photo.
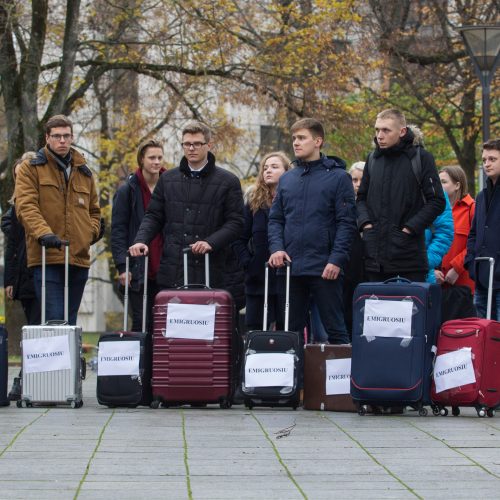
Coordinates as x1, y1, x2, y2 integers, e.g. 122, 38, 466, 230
33, 265, 89, 325
289, 275, 348, 344
474, 288, 500, 321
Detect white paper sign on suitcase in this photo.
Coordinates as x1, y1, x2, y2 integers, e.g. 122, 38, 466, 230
245, 353, 294, 387
325, 358, 351, 395
98, 341, 140, 376
433, 347, 476, 393
165, 303, 216, 340
363, 299, 413, 338
23, 334, 72, 374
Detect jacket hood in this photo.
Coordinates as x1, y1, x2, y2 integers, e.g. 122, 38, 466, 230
373, 128, 415, 158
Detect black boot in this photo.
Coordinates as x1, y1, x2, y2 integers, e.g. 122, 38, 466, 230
8, 377, 22, 401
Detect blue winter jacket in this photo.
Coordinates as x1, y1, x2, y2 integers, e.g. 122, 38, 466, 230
425, 192, 454, 282
268, 154, 357, 276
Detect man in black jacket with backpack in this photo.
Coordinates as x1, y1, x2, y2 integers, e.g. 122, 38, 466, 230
357, 109, 445, 282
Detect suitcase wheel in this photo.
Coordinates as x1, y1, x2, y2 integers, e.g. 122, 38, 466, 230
452, 406, 460, 417
244, 399, 253, 410
219, 399, 231, 409
70, 400, 83, 409
487, 408, 496, 418
431, 405, 440, 416
440, 407, 448, 417
477, 407, 487, 418
357, 405, 368, 416
16, 400, 22, 408
150, 400, 161, 409
418, 408, 428, 417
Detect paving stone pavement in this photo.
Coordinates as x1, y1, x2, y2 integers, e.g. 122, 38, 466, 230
1, 367, 500, 500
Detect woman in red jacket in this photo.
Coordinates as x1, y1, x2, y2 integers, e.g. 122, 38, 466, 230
436, 165, 476, 320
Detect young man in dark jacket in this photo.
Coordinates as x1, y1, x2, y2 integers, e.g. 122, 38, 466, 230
356, 109, 445, 282
129, 122, 244, 297
465, 139, 500, 320
268, 118, 357, 344
111, 139, 165, 331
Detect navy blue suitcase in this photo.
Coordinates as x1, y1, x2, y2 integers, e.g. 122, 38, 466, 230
0, 325, 10, 406
350, 278, 441, 416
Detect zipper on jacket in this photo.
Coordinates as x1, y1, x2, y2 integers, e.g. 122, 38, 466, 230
429, 177, 436, 197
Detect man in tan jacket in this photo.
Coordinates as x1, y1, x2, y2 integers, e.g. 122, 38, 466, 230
15, 115, 101, 324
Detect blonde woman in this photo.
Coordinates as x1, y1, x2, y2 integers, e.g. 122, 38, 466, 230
233, 151, 291, 331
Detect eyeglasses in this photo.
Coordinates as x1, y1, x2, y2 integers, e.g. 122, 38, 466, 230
49, 134, 73, 141
181, 142, 207, 150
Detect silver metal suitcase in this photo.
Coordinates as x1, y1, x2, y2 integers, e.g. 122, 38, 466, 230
19, 243, 84, 408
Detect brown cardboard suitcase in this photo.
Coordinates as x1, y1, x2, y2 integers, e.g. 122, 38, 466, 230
303, 343, 357, 412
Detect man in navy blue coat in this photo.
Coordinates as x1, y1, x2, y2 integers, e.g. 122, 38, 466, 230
268, 118, 357, 344
465, 138, 500, 320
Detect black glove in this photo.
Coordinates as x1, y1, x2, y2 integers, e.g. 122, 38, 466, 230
38, 234, 63, 249
92, 217, 105, 245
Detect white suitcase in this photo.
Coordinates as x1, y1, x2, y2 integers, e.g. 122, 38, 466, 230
19, 244, 85, 408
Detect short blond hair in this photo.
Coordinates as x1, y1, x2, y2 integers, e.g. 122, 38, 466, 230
377, 109, 406, 127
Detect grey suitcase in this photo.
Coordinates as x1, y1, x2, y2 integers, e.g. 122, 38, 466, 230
19, 243, 85, 408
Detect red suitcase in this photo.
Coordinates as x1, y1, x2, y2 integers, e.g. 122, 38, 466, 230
431, 257, 500, 417
150, 249, 236, 409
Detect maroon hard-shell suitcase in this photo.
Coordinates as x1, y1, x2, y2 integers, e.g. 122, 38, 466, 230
150, 249, 235, 408
431, 257, 500, 418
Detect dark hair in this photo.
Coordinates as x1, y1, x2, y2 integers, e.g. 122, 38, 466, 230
440, 165, 468, 200
377, 109, 406, 127
290, 118, 325, 145
483, 138, 500, 152
136, 139, 163, 168
45, 114, 73, 135
182, 121, 212, 143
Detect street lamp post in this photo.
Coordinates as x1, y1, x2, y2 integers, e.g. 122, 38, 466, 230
459, 25, 500, 191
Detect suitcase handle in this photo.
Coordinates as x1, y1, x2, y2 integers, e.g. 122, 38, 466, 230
46, 320, 69, 326
123, 252, 149, 332
383, 276, 411, 284
263, 261, 290, 331
183, 247, 210, 287
41, 241, 70, 325
441, 329, 477, 339
474, 257, 495, 320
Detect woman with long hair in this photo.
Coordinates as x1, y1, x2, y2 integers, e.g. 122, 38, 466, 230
436, 165, 476, 320
233, 151, 291, 331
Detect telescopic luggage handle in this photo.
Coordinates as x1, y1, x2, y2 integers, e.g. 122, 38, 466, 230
123, 252, 149, 332
383, 276, 411, 284
182, 247, 210, 288
41, 240, 69, 325
474, 257, 495, 321
263, 261, 291, 332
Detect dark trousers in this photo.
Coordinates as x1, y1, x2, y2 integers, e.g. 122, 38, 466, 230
289, 275, 348, 344
20, 298, 41, 325
127, 280, 157, 333
33, 265, 88, 325
245, 293, 284, 332
365, 271, 427, 283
